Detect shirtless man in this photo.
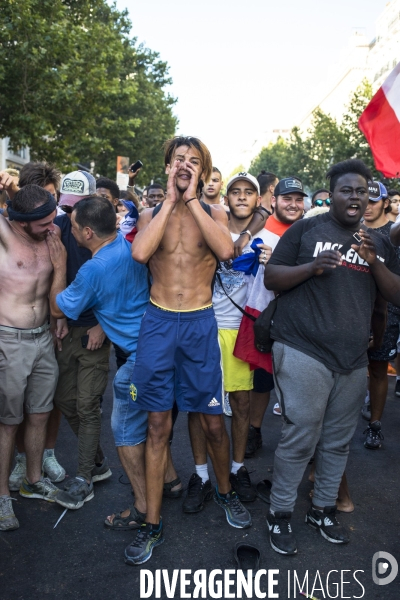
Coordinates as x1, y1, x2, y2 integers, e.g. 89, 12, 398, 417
125, 136, 251, 566
0, 182, 60, 531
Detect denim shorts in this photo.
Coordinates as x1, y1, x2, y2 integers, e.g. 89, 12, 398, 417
111, 357, 148, 446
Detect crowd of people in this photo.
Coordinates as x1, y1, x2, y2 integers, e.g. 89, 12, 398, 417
0, 136, 400, 565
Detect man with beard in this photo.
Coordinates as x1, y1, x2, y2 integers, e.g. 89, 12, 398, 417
202, 167, 224, 206
265, 177, 306, 236
126, 136, 252, 566
0, 183, 60, 531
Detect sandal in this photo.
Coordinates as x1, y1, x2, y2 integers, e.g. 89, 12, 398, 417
163, 477, 183, 499
104, 504, 146, 530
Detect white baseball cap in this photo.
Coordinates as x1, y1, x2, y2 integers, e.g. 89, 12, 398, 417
226, 172, 260, 195
59, 171, 97, 207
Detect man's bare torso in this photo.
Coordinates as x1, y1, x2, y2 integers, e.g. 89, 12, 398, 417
0, 216, 53, 328
148, 206, 219, 310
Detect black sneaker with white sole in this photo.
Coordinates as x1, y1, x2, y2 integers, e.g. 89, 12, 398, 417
55, 476, 94, 510
92, 457, 112, 482
395, 379, 400, 397
266, 510, 297, 555
306, 505, 349, 544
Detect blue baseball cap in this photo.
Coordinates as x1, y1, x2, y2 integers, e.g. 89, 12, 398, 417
368, 181, 388, 202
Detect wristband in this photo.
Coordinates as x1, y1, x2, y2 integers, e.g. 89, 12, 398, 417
239, 229, 252, 240
185, 197, 197, 206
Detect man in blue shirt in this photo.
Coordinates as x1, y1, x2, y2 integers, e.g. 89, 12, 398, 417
46, 196, 159, 522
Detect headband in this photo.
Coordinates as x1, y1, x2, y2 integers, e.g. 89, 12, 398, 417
7, 194, 57, 222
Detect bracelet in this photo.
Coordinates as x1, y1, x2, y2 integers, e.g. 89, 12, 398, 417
239, 229, 252, 240
184, 197, 197, 206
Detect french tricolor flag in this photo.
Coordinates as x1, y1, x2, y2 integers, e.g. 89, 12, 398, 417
359, 62, 400, 178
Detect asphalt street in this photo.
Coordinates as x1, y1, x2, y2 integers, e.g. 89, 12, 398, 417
1, 354, 400, 600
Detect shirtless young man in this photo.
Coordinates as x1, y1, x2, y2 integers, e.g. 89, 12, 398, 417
125, 136, 252, 566
0, 182, 60, 531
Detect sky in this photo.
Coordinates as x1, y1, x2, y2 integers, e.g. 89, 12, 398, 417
115, 0, 387, 176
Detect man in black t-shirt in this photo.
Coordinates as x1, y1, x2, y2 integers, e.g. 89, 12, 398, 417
263, 160, 400, 556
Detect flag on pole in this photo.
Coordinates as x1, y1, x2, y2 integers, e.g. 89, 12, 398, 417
358, 62, 400, 178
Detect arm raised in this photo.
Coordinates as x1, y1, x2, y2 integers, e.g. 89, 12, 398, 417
131, 161, 180, 263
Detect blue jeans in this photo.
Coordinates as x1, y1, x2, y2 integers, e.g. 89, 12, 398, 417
111, 357, 148, 446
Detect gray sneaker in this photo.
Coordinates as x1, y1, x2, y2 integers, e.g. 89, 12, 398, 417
9, 453, 26, 492
19, 477, 59, 502
42, 449, 66, 483
213, 488, 252, 528
92, 457, 112, 483
0, 496, 19, 531
56, 476, 94, 510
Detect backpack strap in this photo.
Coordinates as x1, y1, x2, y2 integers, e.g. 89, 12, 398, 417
216, 271, 256, 322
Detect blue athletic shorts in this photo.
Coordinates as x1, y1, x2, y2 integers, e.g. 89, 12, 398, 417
130, 302, 223, 414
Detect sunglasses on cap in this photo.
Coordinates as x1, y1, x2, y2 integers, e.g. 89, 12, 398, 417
314, 198, 331, 207
61, 205, 74, 214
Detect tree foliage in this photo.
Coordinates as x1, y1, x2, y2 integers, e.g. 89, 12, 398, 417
0, 0, 177, 184
249, 80, 397, 190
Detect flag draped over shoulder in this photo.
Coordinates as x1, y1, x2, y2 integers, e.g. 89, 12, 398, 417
358, 62, 400, 178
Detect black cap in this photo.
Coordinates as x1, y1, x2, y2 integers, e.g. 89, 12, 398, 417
274, 177, 307, 198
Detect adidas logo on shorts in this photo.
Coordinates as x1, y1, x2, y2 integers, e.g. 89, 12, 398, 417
208, 398, 220, 407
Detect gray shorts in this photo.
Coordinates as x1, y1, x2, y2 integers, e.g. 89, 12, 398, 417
0, 327, 59, 425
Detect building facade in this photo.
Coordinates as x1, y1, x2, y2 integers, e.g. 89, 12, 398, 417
299, 0, 400, 130
0, 138, 30, 172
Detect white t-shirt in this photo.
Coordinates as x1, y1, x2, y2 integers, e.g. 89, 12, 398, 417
213, 229, 271, 329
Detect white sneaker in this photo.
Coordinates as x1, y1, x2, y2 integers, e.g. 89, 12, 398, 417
273, 402, 281, 416
9, 453, 26, 492
223, 393, 232, 417
42, 449, 66, 483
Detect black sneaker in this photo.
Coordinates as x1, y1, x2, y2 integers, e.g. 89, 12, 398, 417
364, 420, 384, 449
55, 477, 94, 509
214, 488, 252, 528
266, 510, 297, 555
229, 466, 256, 502
92, 457, 112, 483
395, 380, 400, 397
306, 505, 349, 544
245, 426, 262, 458
125, 521, 164, 565
183, 473, 213, 513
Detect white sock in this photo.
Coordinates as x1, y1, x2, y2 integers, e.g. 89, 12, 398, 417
396, 376, 400, 381
195, 464, 209, 483
43, 449, 55, 457
364, 390, 370, 403
231, 461, 243, 475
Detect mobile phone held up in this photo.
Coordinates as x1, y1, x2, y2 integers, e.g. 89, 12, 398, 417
130, 160, 143, 174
